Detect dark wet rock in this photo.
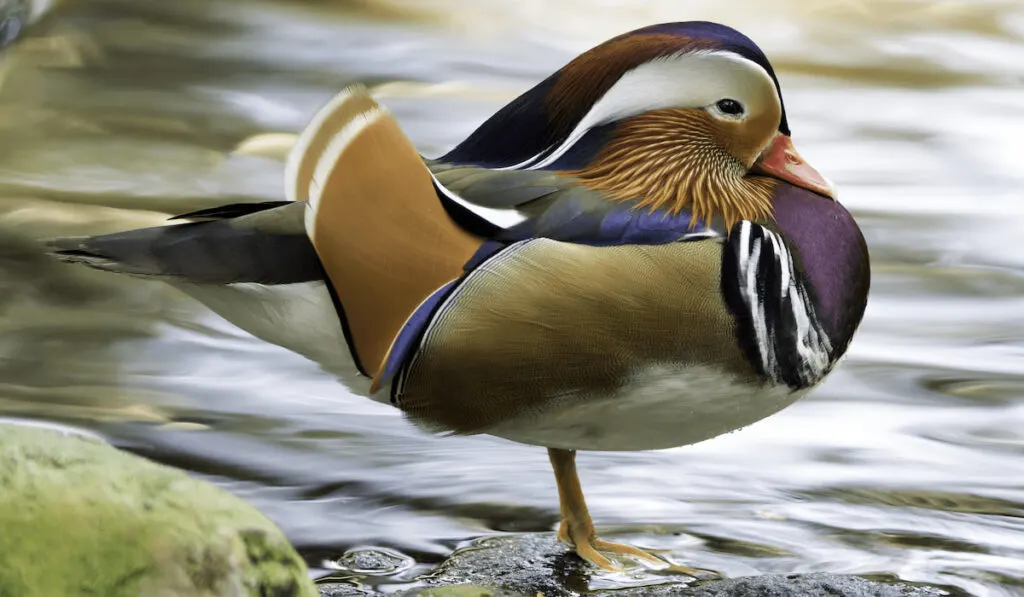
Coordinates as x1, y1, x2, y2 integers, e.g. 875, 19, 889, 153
415, 534, 601, 597
394, 587, 523, 597
0, 422, 318, 597
333, 547, 416, 576
318, 584, 377, 597
318, 534, 969, 597
609, 574, 970, 597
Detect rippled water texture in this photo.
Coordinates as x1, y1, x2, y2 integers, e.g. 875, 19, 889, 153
0, 1, 1022, 595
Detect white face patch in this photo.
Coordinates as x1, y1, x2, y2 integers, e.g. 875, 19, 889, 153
500, 50, 781, 171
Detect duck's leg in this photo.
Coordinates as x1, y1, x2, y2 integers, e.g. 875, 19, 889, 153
548, 448, 675, 571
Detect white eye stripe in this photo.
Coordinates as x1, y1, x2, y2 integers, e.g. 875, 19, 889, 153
498, 50, 777, 171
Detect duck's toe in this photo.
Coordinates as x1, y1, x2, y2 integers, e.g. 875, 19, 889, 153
559, 518, 697, 573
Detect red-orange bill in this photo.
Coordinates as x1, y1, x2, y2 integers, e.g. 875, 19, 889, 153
751, 134, 837, 200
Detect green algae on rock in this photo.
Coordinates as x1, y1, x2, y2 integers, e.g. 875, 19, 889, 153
0, 422, 317, 597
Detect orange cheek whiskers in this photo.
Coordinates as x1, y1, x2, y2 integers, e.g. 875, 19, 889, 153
560, 108, 777, 230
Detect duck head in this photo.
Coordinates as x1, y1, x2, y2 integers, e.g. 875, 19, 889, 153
444, 21, 836, 227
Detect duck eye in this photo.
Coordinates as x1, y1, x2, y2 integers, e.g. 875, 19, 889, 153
715, 99, 744, 116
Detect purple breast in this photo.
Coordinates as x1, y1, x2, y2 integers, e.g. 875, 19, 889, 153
771, 184, 871, 350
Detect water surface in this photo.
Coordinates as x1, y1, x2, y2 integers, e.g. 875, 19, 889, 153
0, 1, 1022, 595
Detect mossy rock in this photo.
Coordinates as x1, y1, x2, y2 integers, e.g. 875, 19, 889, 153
0, 422, 318, 597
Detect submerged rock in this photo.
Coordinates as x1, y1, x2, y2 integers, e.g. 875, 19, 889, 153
319, 534, 968, 597
0, 422, 318, 597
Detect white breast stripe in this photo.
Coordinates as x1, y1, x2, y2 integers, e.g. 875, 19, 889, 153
764, 228, 791, 289
742, 226, 775, 375
733, 221, 833, 388
737, 218, 752, 271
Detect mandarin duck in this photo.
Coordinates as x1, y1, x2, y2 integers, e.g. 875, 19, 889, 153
48, 22, 870, 572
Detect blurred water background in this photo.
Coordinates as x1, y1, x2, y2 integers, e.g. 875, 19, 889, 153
0, 0, 1022, 595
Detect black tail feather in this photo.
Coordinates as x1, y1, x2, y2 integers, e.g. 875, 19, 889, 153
46, 214, 322, 285
169, 201, 293, 221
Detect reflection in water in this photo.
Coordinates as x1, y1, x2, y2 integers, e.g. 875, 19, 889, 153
0, 0, 1022, 595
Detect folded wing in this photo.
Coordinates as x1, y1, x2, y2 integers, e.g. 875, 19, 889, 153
288, 86, 485, 382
